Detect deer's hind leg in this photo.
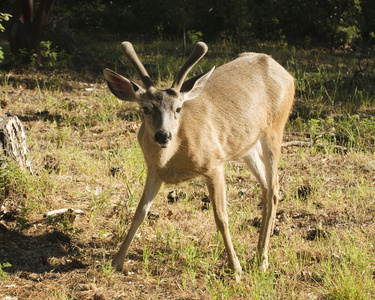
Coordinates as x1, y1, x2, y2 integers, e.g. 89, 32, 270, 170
242, 135, 281, 272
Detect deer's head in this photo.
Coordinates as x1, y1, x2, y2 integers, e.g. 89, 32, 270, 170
104, 42, 214, 148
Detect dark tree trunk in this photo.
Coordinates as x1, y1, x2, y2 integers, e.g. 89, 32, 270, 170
9, 0, 54, 65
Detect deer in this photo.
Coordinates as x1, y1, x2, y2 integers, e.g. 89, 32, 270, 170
103, 41, 294, 275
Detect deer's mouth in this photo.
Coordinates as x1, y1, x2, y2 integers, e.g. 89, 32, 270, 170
159, 141, 171, 148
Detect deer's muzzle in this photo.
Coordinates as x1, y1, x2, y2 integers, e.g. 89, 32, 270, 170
154, 129, 172, 148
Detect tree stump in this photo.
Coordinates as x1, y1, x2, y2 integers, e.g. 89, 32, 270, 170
0, 114, 33, 174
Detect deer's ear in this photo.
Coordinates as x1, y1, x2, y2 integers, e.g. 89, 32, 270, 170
104, 68, 145, 102
181, 67, 215, 102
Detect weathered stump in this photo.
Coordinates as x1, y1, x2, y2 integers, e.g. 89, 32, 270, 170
0, 114, 33, 174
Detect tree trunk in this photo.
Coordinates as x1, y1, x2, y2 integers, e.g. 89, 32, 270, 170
9, 0, 55, 65
0, 115, 33, 174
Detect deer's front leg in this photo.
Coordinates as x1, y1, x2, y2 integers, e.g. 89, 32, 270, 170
112, 168, 163, 271
204, 167, 242, 274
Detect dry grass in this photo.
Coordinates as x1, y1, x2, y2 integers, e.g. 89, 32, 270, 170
0, 65, 374, 299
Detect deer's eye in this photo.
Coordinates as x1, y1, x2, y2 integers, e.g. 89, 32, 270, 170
142, 106, 153, 115
176, 107, 182, 114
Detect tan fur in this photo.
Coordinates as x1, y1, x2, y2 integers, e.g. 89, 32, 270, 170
104, 42, 294, 274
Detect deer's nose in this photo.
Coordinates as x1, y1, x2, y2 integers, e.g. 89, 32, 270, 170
154, 130, 172, 147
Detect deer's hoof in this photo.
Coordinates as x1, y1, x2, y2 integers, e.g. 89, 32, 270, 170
259, 258, 269, 273
112, 255, 125, 271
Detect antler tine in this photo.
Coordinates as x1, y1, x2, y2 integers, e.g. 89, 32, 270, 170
121, 41, 154, 89
171, 42, 208, 91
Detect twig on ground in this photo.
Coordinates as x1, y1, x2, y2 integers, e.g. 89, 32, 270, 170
43, 208, 85, 218
282, 140, 347, 152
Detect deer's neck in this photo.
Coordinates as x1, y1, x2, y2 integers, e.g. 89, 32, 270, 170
137, 123, 179, 168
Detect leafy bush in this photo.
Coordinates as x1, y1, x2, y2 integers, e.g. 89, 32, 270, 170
0, 12, 11, 64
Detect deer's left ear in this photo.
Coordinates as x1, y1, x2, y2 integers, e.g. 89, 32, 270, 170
104, 68, 145, 102
180, 67, 215, 102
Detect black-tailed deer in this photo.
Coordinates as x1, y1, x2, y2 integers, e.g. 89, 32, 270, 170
104, 42, 294, 274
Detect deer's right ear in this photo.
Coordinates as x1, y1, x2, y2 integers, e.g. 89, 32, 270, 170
103, 68, 145, 102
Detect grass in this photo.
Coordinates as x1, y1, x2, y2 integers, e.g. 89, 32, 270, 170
0, 38, 374, 299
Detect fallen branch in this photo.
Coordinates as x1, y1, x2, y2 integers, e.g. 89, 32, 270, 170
282, 140, 347, 152
43, 208, 85, 218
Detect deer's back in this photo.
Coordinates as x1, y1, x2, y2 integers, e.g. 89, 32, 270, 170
178, 53, 294, 167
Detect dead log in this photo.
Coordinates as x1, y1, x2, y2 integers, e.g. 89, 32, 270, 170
0, 114, 33, 174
